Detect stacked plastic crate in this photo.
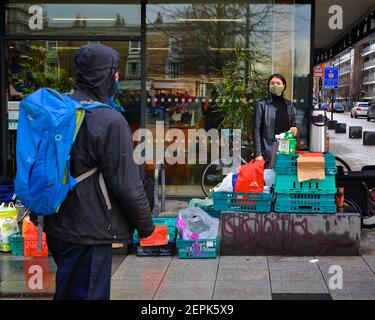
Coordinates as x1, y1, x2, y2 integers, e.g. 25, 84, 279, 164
132, 217, 177, 256
274, 152, 337, 213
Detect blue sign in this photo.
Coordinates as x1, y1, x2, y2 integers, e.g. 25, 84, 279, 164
324, 67, 339, 89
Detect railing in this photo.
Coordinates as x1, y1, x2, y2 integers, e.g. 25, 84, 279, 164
363, 43, 375, 55
363, 76, 375, 83
363, 60, 375, 69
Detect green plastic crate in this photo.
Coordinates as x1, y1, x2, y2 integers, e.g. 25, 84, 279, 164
274, 175, 336, 194
9, 233, 24, 256
176, 232, 219, 259
133, 217, 177, 243
275, 193, 337, 213
212, 191, 272, 213
274, 152, 337, 176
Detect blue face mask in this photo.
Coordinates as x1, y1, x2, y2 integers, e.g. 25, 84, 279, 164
106, 95, 125, 113
115, 80, 122, 94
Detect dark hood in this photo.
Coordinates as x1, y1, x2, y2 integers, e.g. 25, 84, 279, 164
74, 44, 120, 102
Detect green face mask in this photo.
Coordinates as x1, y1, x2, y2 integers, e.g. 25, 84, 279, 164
269, 85, 285, 96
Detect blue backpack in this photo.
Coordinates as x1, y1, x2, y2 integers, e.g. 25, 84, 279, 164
15, 88, 116, 216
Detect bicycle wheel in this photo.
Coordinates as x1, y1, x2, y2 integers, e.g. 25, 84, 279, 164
201, 159, 231, 198
341, 197, 362, 216
335, 156, 352, 175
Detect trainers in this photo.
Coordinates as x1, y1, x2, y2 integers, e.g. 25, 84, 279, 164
363, 215, 375, 226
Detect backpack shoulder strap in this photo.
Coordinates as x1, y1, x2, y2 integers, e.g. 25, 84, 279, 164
75, 167, 112, 210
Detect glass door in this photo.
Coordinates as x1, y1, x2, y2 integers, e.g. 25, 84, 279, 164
5, 40, 141, 177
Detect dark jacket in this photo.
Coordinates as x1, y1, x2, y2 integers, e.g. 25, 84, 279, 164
44, 44, 154, 245
252, 96, 296, 161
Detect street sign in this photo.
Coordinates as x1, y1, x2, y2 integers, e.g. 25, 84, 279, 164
324, 67, 339, 89
8, 101, 20, 130
314, 64, 325, 78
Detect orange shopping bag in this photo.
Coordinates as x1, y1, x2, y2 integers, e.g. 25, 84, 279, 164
140, 226, 168, 247
22, 217, 48, 257
234, 160, 265, 193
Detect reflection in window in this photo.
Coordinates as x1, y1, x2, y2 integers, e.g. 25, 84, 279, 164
6, 2, 141, 36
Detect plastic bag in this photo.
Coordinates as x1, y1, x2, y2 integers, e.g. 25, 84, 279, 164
188, 198, 214, 213
176, 207, 219, 240
264, 169, 275, 187
234, 160, 265, 193
213, 173, 234, 192
0, 202, 19, 252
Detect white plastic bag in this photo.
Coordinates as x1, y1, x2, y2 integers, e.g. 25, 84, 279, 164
176, 207, 219, 240
213, 173, 234, 192
0, 202, 19, 252
264, 169, 275, 187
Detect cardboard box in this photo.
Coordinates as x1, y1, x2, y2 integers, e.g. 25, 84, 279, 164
297, 155, 325, 182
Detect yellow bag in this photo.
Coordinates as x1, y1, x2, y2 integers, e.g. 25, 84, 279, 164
0, 203, 19, 252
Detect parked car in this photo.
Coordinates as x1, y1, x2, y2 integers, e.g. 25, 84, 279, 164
351, 102, 369, 118
367, 98, 375, 122
327, 102, 345, 113
320, 103, 329, 110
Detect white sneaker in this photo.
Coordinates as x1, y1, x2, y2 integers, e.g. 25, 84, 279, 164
363, 215, 375, 226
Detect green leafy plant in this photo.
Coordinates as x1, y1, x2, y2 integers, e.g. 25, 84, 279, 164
214, 45, 268, 137
12, 45, 75, 97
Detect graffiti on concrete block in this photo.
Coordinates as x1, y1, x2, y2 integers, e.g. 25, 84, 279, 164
221, 213, 359, 256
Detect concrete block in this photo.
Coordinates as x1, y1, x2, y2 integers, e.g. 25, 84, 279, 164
220, 212, 361, 256
328, 120, 338, 130
363, 131, 375, 145
349, 126, 362, 139
335, 123, 346, 134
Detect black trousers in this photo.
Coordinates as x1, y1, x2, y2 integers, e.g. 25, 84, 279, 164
46, 236, 112, 300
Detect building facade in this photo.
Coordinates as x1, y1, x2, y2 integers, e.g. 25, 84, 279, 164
317, 33, 375, 109
1, 0, 314, 197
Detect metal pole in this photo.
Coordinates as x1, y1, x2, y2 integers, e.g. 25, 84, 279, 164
0, 1, 8, 176
140, 0, 147, 181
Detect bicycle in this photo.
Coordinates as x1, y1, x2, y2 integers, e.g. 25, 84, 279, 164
200, 138, 255, 198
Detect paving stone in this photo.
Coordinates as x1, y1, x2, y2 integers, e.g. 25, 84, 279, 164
112, 266, 167, 281
110, 280, 160, 300
216, 268, 269, 281
271, 279, 329, 294
154, 280, 215, 300
170, 256, 219, 268
0, 280, 55, 294
163, 267, 217, 281
330, 293, 375, 300
213, 280, 271, 300
270, 269, 324, 281
320, 268, 375, 282
327, 280, 375, 295
219, 256, 268, 270
363, 255, 375, 273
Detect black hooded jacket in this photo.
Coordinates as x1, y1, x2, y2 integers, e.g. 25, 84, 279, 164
44, 44, 154, 245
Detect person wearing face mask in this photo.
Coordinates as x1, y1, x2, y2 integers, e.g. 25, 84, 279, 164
43, 44, 155, 300
252, 73, 298, 162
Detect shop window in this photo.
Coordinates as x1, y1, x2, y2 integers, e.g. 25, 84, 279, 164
5, 1, 141, 36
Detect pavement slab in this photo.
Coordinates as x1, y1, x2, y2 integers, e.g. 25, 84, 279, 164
213, 280, 272, 300
154, 280, 215, 300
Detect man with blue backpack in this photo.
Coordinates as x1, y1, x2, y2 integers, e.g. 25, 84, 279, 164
15, 44, 155, 300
